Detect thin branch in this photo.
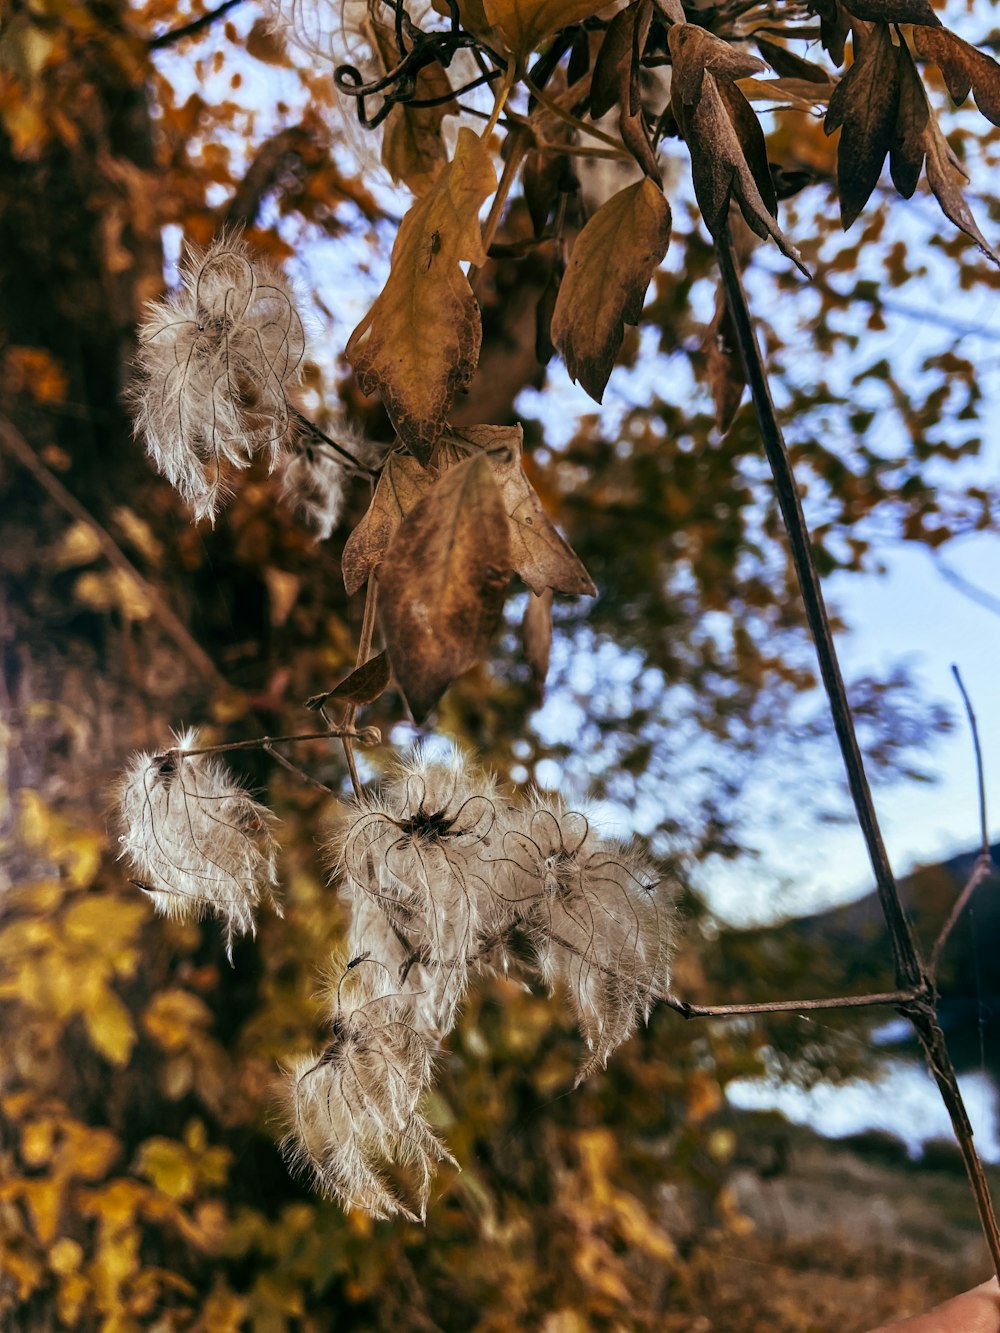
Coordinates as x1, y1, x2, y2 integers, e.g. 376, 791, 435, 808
263, 741, 335, 795
149, 0, 242, 50
934, 560, 1000, 620
716, 223, 1000, 1278
954, 663, 990, 856
341, 578, 381, 797
0, 416, 228, 694
289, 406, 380, 478
715, 226, 924, 993
661, 989, 920, 1019
928, 666, 996, 978
159, 729, 379, 761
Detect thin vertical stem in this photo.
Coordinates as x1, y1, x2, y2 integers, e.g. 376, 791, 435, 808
341, 577, 380, 797
715, 228, 923, 991
714, 222, 1000, 1277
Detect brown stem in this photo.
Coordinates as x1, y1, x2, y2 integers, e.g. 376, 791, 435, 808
149, 0, 242, 49
159, 729, 378, 760
341, 578, 380, 797
953, 664, 990, 856
289, 406, 380, 477
0, 417, 228, 694
263, 742, 335, 796
469, 129, 530, 290
715, 222, 1000, 1278
715, 228, 924, 992
662, 989, 919, 1019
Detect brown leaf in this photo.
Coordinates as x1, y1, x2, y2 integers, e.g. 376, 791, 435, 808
317, 652, 392, 708
378, 454, 512, 722
914, 27, 1000, 128
246, 18, 291, 66
841, 0, 940, 25
825, 23, 900, 228
372, 21, 456, 192
591, 4, 638, 121
669, 26, 805, 270
523, 587, 554, 691
482, 0, 603, 57
891, 41, 929, 199
342, 451, 438, 595
814, 0, 852, 66
345, 128, 496, 460
433, 425, 597, 596
922, 112, 1000, 265
755, 36, 835, 85
550, 177, 671, 403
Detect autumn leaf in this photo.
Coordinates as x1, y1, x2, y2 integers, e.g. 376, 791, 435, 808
522, 587, 554, 691
841, 0, 939, 25
891, 41, 930, 199
922, 113, 1000, 265
372, 21, 455, 192
551, 178, 670, 403
378, 454, 511, 721
342, 450, 439, 595
668, 24, 806, 271
824, 23, 900, 228
482, 0, 603, 57
345, 128, 496, 460
914, 27, 1000, 128
433, 425, 596, 595
316, 651, 392, 707
702, 288, 746, 433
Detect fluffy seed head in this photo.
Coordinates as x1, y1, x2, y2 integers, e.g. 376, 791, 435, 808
117, 728, 281, 960
506, 794, 677, 1083
281, 954, 454, 1221
131, 235, 306, 522
330, 747, 517, 1037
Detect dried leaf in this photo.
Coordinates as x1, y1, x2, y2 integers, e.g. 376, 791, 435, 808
433, 425, 597, 595
814, 0, 852, 66
346, 128, 496, 460
669, 25, 805, 271
914, 27, 1000, 127
342, 450, 439, 595
825, 23, 900, 228
324, 651, 392, 707
842, 0, 940, 25
378, 455, 511, 721
591, 4, 637, 121
372, 21, 455, 192
523, 587, 554, 690
922, 112, 1000, 265
482, 0, 602, 57
891, 41, 929, 199
551, 177, 671, 403
755, 36, 835, 85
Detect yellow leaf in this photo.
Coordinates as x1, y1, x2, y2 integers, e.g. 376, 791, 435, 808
73, 568, 153, 621
551, 177, 671, 403
482, 0, 601, 56
21, 1177, 63, 1244
143, 989, 213, 1053
135, 1138, 197, 1202
18, 791, 102, 887
49, 1236, 84, 1273
58, 1121, 120, 1181
21, 1118, 57, 1167
63, 895, 146, 965
82, 985, 136, 1066
346, 127, 496, 458
52, 521, 101, 569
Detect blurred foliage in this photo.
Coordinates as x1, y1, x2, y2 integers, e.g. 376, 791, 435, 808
1, 0, 998, 1327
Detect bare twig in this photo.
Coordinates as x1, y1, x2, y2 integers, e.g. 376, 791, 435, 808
716, 223, 1000, 1277
0, 417, 229, 694
263, 741, 336, 795
149, 0, 242, 50
289, 406, 381, 478
158, 729, 379, 761
928, 667, 996, 979
662, 989, 920, 1019
341, 578, 381, 797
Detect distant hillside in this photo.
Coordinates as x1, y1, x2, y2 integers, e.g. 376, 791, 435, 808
707, 842, 1000, 1081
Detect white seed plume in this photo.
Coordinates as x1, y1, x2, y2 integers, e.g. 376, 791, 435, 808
278, 437, 348, 539
506, 795, 676, 1083
282, 955, 455, 1221
331, 748, 516, 1037
131, 235, 305, 522
117, 728, 281, 960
